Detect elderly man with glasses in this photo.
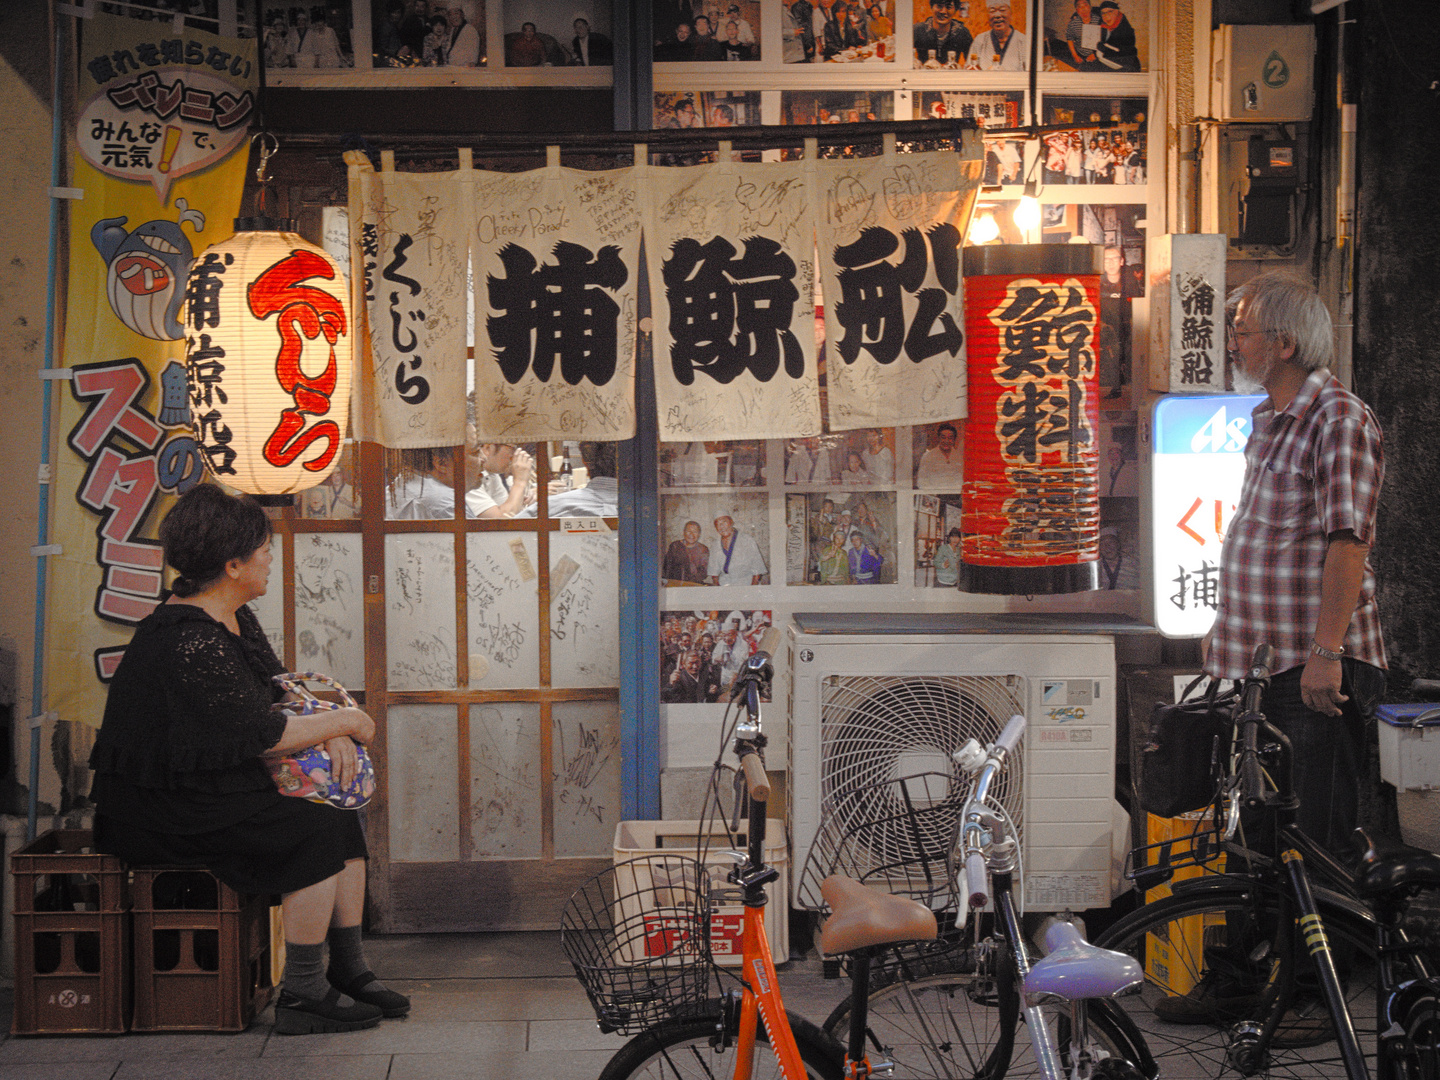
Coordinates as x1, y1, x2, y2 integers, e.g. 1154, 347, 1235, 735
1205, 270, 1387, 866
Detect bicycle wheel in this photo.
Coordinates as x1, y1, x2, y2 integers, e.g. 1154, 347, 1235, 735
599, 1010, 846, 1080
823, 957, 1144, 1079
1094, 881, 1379, 1079
1401, 991, 1440, 1080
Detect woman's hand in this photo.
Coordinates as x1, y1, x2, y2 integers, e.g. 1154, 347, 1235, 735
337, 706, 376, 744
325, 735, 361, 791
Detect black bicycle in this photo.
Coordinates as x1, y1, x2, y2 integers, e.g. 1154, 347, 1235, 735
1092, 646, 1440, 1079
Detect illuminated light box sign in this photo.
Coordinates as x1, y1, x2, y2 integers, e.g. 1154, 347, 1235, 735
1151, 393, 1265, 637
960, 244, 1102, 595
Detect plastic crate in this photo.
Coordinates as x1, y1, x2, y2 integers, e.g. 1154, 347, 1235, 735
130, 867, 275, 1032
10, 829, 130, 1035
614, 820, 788, 966
1142, 812, 1226, 996
1376, 704, 1440, 791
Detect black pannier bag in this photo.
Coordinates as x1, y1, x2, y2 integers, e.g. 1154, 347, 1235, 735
1138, 674, 1238, 819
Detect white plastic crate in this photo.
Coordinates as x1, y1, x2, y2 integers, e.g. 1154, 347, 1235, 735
1376, 704, 1440, 791
614, 820, 788, 966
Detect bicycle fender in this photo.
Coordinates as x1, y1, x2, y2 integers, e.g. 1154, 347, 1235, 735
1162, 873, 1376, 930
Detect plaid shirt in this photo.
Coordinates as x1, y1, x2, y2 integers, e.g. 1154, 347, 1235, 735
1205, 369, 1386, 680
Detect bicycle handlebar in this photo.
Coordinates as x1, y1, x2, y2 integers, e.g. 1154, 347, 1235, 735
995, 713, 1026, 756
964, 850, 989, 909
740, 751, 770, 803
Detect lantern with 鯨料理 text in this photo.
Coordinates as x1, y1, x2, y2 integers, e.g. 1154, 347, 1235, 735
181, 217, 351, 496
960, 245, 1102, 594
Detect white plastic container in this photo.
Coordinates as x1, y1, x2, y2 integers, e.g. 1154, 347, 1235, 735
1375, 704, 1440, 854
614, 820, 788, 966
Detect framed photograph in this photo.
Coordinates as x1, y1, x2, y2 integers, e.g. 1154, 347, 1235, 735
661, 609, 773, 702
913, 419, 966, 489
1098, 417, 1138, 498
781, 90, 895, 125
653, 1, 762, 62
1041, 96, 1148, 185
371, 0, 487, 69
661, 493, 770, 586
660, 439, 768, 487
1041, 0, 1148, 73
1098, 523, 1140, 590
914, 492, 963, 586
786, 491, 897, 586
1043, 204, 1146, 402
263, 2, 357, 71
505, 2, 613, 67
914, 92, 1023, 185
913, 0, 1029, 71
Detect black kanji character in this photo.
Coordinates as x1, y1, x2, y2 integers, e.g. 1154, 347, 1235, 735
487, 241, 627, 386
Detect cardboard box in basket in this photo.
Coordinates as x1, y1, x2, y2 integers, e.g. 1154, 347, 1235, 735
1143, 812, 1226, 996
614, 820, 788, 966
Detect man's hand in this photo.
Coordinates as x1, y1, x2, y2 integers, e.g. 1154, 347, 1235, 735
509, 449, 534, 487
1300, 656, 1347, 716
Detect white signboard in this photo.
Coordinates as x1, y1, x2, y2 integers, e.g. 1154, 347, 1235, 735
1150, 394, 1264, 637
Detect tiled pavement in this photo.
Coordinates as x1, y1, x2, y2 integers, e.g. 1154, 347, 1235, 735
0, 932, 841, 1080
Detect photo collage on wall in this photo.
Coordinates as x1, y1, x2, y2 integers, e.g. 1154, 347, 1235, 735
660, 609, 773, 702
660, 481, 771, 587
369, 0, 488, 68
912, 0, 1029, 70
1040, 0, 1148, 73
655, 1, 763, 61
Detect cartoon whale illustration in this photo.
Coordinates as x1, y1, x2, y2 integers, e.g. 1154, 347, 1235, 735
91, 198, 205, 341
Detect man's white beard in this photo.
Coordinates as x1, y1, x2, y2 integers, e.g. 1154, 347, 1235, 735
1231, 355, 1271, 395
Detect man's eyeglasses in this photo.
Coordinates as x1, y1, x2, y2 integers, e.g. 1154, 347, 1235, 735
1225, 322, 1277, 344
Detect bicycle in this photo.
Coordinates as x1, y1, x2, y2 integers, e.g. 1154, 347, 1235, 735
817, 714, 1152, 1080
1089, 646, 1440, 1079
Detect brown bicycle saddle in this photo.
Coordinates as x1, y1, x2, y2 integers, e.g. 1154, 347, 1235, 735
818, 874, 938, 956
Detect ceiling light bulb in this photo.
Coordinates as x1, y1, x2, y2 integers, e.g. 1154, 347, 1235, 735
968, 212, 1000, 244
1013, 194, 1041, 232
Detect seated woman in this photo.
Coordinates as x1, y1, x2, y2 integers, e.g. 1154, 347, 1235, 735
89, 484, 408, 1035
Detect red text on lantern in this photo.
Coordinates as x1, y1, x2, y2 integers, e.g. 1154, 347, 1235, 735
247, 250, 347, 473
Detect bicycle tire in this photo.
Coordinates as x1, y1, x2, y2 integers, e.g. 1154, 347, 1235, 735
1401, 992, 1440, 1080
823, 967, 1146, 1079
599, 1010, 847, 1080
1093, 879, 1379, 1079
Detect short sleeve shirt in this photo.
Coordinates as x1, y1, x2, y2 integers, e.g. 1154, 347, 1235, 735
1205, 369, 1386, 679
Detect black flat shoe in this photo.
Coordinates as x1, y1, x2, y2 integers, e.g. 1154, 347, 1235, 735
327, 968, 412, 1018
274, 988, 383, 1034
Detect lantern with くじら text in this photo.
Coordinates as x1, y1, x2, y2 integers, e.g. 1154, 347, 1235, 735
181, 218, 351, 496
960, 245, 1102, 594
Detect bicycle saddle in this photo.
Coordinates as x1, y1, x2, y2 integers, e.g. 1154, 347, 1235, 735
1024, 920, 1144, 1000
1354, 826, 1440, 899
818, 875, 937, 956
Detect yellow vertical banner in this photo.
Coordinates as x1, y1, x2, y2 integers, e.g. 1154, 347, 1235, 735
49, 13, 255, 725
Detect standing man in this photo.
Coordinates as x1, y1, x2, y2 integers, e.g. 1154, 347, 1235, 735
916, 422, 965, 488
933, 528, 963, 587
446, 1, 482, 65
1204, 271, 1387, 861
711, 515, 768, 585
966, 0, 1028, 70
861, 428, 895, 482
785, 0, 816, 61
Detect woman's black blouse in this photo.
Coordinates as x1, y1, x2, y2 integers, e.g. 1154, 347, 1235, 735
89, 603, 290, 834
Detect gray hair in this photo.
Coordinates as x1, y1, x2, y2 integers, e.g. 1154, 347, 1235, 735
1226, 270, 1334, 372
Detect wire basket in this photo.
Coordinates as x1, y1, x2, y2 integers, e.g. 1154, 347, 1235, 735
1124, 807, 1228, 891
796, 771, 964, 912
560, 855, 717, 1035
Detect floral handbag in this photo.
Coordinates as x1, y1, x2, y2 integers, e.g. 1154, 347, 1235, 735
268, 672, 375, 809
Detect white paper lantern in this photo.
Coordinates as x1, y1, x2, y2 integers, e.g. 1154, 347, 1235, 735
181, 219, 352, 496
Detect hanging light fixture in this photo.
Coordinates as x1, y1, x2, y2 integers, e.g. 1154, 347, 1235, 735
180, 134, 352, 498
967, 209, 1001, 245
1013, 176, 1042, 233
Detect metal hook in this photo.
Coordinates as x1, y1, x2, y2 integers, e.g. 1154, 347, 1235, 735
250, 130, 279, 185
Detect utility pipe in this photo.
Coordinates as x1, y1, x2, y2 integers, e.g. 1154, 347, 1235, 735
30, 8, 68, 841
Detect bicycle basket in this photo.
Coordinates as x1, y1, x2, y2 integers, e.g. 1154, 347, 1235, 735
1124, 807, 1228, 891
560, 855, 716, 1035
796, 771, 963, 912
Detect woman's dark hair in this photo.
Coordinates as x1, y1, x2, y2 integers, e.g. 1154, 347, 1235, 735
947, 527, 963, 541
159, 484, 272, 597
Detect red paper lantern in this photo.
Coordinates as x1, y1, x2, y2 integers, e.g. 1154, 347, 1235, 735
181, 218, 352, 496
960, 245, 1102, 594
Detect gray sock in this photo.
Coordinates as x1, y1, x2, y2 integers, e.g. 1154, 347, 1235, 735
327, 924, 382, 994
283, 940, 353, 1004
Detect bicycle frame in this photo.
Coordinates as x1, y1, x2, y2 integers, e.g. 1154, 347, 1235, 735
726, 655, 831, 1080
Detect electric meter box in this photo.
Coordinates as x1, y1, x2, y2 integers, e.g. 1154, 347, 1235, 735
1211, 25, 1315, 122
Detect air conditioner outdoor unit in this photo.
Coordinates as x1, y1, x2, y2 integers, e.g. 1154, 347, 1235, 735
788, 614, 1116, 914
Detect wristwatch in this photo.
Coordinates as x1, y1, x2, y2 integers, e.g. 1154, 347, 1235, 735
1310, 640, 1345, 661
